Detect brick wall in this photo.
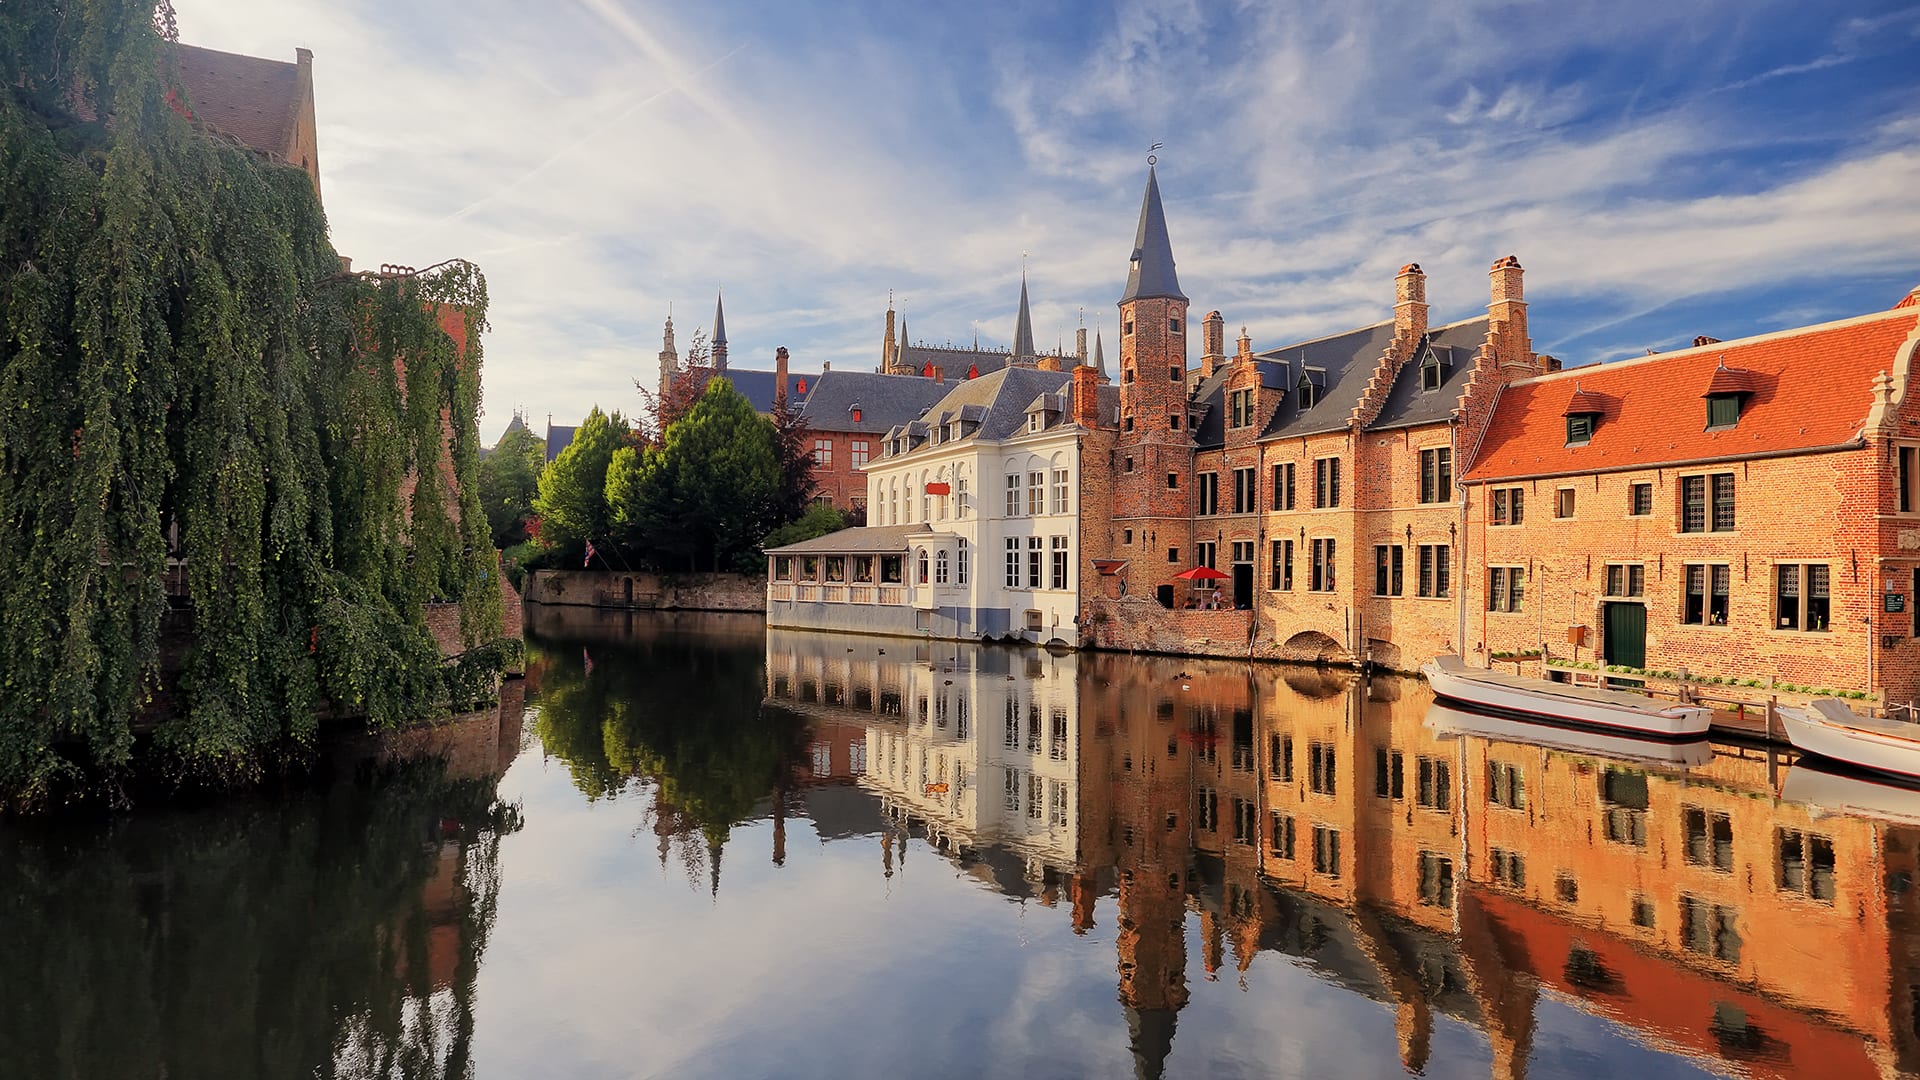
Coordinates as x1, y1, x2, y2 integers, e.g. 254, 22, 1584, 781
806, 429, 878, 514
527, 569, 768, 612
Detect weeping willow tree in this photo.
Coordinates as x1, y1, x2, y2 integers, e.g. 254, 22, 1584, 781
0, 1, 503, 808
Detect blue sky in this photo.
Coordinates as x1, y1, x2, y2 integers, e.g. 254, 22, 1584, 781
172, 0, 1920, 442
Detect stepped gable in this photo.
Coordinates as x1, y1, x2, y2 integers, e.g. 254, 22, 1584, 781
1365, 316, 1494, 431
1188, 359, 1289, 450
795, 370, 949, 434
1254, 320, 1400, 439
1467, 305, 1920, 482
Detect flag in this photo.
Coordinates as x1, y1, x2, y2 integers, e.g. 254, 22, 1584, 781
583, 647, 594, 676
584, 539, 597, 568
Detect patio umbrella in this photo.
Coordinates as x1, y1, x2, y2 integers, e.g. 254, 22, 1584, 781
1171, 566, 1229, 581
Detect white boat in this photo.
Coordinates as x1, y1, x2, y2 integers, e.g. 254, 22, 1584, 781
1778, 761, 1920, 826
1419, 655, 1711, 739
1777, 699, 1920, 783
1425, 702, 1715, 767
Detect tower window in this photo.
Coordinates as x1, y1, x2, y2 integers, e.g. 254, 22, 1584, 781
1169, 317, 1182, 334
1170, 366, 1182, 382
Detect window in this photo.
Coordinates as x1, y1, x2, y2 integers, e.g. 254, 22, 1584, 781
956, 477, 968, 517
1706, 393, 1742, 429
1168, 411, 1180, 430
1167, 547, 1180, 563
1490, 848, 1526, 889
1229, 388, 1255, 428
1632, 896, 1656, 929
1006, 474, 1020, 516
1051, 469, 1069, 515
1901, 446, 1920, 514
1601, 768, 1649, 846
1170, 317, 1183, 335
1028, 471, 1045, 516
1420, 351, 1448, 391
1604, 563, 1645, 598
934, 550, 949, 585
916, 549, 929, 584
1314, 457, 1341, 508
956, 540, 968, 586
1197, 472, 1219, 515
1297, 372, 1319, 409
1197, 787, 1219, 832
1027, 414, 1042, 434
1269, 811, 1296, 859
1310, 538, 1337, 592
1374, 545, 1404, 596
1681, 473, 1735, 533
1777, 828, 1836, 902
1005, 538, 1020, 588
1629, 482, 1652, 516
1272, 462, 1295, 510
1312, 824, 1342, 877
1684, 807, 1735, 871
1028, 773, 1044, 821
1491, 487, 1524, 525
1269, 734, 1293, 781
1418, 853, 1454, 907
1123, 413, 1135, 432
1232, 467, 1257, 513
1123, 318, 1133, 335
1169, 365, 1182, 383
1166, 472, 1179, 490
1308, 741, 1336, 795
1270, 539, 1294, 590
1419, 447, 1452, 504
1556, 873, 1579, 904
1374, 748, 1404, 799
1775, 563, 1830, 631
1417, 544, 1450, 598
1488, 761, 1525, 809
1683, 564, 1730, 625
850, 440, 870, 468
1680, 896, 1741, 962
1567, 412, 1596, 445
1711, 473, 1735, 531
1027, 536, 1043, 589
1233, 798, 1257, 846
1195, 541, 1217, 570
1555, 488, 1575, 519
1415, 757, 1451, 810
1231, 540, 1253, 565
1050, 536, 1068, 590
812, 438, 832, 466
1488, 566, 1525, 612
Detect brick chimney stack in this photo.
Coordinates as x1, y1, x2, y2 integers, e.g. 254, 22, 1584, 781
1201, 310, 1226, 378
1072, 363, 1099, 428
1395, 263, 1428, 341
933, 366, 945, 384
1488, 255, 1534, 371
774, 346, 790, 406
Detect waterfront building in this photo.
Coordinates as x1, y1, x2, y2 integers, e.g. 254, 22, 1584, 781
792, 369, 950, 514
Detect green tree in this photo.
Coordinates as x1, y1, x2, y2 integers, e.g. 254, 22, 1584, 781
761, 503, 846, 550
767, 383, 817, 524
477, 421, 545, 547
612, 380, 779, 571
532, 407, 630, 557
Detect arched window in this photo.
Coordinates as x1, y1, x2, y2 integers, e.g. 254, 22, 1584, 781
935, 550, 949, 584
917, 548, 930, 584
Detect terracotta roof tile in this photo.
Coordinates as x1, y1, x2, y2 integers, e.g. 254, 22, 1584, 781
1562, 386, 1609, 416
1467, 306, 1920, 482
173, 44, 302, 159
1701, 362, 1760, 397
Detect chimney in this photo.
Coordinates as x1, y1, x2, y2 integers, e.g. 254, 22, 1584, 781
1395, 263, 1428, 340
1236, 326, 1253, 363
1540, 354, 1563, 372
1076, 327, 1088, 365
1488, 255, 1533, 371
1201, 310, 1226, 378
774, 346, 790, 407
1072, 364, 1099, 428
1692, 335, 1721, 348
1037, 355, 1062, 372
822, 360, 830, 371
933, 366, 945, 384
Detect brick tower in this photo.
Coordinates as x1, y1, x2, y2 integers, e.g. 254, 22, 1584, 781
1114, 166, 1194, 602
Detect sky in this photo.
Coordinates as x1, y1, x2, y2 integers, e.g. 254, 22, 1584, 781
169, 0, 1920, 443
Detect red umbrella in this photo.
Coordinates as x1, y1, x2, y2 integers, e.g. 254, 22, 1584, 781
1172, 566, 1229, 581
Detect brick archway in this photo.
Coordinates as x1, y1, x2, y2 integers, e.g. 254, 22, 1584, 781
1279, 629, 1348, 664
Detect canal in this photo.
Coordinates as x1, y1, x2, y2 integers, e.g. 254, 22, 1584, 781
4, 608, 1915, 1079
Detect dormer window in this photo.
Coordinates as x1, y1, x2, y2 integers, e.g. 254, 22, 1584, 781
1296, 371, 1320, 410
1420, 349, 1449, 392
850, 405, 862, 423
1567, 413, 1596, 445
1027, 414, 1042, 433
1702, 361, 1757, 430
1563, 384, 1605, 446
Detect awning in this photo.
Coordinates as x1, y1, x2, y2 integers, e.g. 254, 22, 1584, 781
1092, 559, 1129, 576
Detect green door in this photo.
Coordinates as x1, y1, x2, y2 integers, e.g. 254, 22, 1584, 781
1603, 602, 1646, 668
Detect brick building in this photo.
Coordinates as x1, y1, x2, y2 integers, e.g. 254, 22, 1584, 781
792, 368, 949, 513
173, 44, 321, 201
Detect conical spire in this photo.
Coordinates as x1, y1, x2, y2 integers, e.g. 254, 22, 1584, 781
1093, 330, 1108, 378
711, 290, 728, 372
1120, 166, 1185, 304
1013, 271, 1037, 359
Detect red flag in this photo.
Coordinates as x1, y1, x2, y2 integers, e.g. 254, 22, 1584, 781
584, 539, 597, 568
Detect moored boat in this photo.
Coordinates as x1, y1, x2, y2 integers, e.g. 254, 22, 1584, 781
1777, 699, 1920, 782
1778, 760, 1920, 826
1425, 702, 1714, 767
1419, 654, 1712, 739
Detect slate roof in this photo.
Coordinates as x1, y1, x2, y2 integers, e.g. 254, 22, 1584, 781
174, 44, 304, 159
1467, 306, 1920, 482
718, 368, 809, 414
544, 424, 577, 464
919, 366, 1076, 443
895, 342, 1073, 379
764, 524, 918, 555
1120, 166, 1185, 304
1013, 275, 1038, 359
1366, 316, 1492, 431
1257, 320, 1400, 439
795, 371, 949, 435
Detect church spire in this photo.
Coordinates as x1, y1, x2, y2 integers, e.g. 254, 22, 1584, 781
711, 290, 729, 372
1013, 270, 1037, 360
1121, 166, 1185, 304
1093, 329, 1108, 379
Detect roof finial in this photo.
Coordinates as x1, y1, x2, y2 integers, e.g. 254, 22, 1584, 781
1147, 141, 1163, 167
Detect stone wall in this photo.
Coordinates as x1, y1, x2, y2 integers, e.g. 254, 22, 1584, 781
526, 569, 766, 612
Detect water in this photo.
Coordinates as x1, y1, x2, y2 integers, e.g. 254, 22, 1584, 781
5, 608, 1916, 1080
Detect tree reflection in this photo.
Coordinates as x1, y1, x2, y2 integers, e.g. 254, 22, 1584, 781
0, 755, 521, 1080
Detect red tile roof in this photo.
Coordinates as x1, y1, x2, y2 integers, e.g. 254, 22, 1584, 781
172, 44, 303, 159
1467, 306, 1920, 481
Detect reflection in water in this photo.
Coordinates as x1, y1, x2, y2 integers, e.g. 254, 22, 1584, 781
0, 698, 525, 1080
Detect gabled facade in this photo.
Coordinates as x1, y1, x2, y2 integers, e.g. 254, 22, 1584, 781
794, 368, 949, 513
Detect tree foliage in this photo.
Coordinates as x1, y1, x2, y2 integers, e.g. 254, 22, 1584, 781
0, 0, 502, 808
767, 391, 817, 525
607, 380, 779, 571
478, 420, 544, 546
761, 503, 845, 550
530, 406, 630, 559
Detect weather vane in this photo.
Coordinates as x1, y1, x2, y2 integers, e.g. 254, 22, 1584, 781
1148, 142, 1163, 166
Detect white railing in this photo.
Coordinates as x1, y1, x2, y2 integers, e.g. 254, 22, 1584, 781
772, 581, 909, 605
770, 583, 794, 602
